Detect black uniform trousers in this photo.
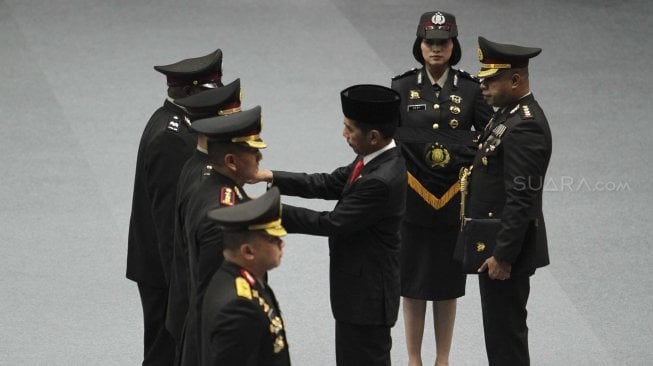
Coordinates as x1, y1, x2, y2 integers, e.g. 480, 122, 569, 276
335, 321, 391, 366
479, 274, 531, 366
137, 283, 175, 366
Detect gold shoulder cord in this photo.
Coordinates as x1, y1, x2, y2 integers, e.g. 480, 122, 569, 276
458, 166, 472, 231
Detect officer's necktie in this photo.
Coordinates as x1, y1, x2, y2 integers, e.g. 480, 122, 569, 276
348, 158, 364, 183
434, 84, 441, 99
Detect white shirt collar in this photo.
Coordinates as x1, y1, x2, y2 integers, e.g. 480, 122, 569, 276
425, 67, 449, 89
362, 139, 396, 165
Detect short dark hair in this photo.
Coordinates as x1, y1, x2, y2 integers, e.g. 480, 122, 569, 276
412, 37, 461, 66
352, 119, 398, 139
222, 230, 264, 251
207, 141, 251, 167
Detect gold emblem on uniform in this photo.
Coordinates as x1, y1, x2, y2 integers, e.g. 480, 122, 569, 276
235, 277, 252, 300
273, 336, 285, 353
450, 95, 462, 104
433, 103, 440, 110
425, 142, 450, 169
449, 119, 459, 129
477, 47, 484, 61
481, 156, 488, 166
409, 90, 420, 99
476, 242, 486, 252
450, 105, 461, 114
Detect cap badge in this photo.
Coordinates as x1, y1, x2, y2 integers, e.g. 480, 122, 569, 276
409, 90, 420, 100
450, 95, 462, 104
477, 47, 484, 61
432, 12, 446, 25
425, 142, 450, 169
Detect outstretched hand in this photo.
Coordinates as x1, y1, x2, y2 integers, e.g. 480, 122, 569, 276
248, 168, 273, 184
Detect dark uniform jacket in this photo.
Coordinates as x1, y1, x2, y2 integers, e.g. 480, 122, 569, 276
181, 172, 249, 366
201, 261, 290, 366
273, 147, 406, 326
392, 67, 492, 226
166, 150, 212, 342
127, 100, 196, 287
467, 93, 551, 276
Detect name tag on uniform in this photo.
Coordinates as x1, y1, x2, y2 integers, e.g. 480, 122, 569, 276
407, 104, 426, 112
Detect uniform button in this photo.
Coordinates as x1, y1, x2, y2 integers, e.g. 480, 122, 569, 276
433, 104, 440, 110
488, 212, 493, 218
432, 123, 439, 129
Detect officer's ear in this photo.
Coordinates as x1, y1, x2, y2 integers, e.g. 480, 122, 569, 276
367, 129, 382, 146
240, 243, 256, 260
223, 153, 238, 172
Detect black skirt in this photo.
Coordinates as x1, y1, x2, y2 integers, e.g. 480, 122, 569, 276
400, 221, 466, 300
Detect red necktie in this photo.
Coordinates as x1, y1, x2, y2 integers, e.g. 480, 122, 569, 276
348, 158, 364, 183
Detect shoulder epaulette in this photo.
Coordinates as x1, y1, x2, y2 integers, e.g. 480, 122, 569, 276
455, 69, 480, 83
392, 68, 419, 81
235, 277, 252, 300
519, 104, 534, 119
167, 115, 181, 132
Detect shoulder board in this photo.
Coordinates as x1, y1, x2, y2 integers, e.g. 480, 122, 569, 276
235, 277, 252, 300
167, 116, 181, 132
220, 186, 236, 206
519, 104, 535, 119
455, 69, 480, 83
392, 68, 419, 81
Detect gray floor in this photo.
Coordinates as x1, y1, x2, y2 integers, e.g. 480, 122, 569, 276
1, 0, 652, 364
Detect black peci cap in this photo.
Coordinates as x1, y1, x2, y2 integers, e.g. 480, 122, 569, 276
477, 36, 542, 78
175, 79, 242, 121
341, 84, 400, 126
416, 11, 458, 39
207, 187, 286, 237
154, 49, 223, 87
190, 106, 266, 149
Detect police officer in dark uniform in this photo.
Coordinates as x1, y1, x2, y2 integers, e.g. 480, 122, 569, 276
467, 36, 551, 365
180, 107, 267, 366
390, 11, 492, 365
164, 79, 242, 359
201, 187, 290, 366
127, 49, 223, 366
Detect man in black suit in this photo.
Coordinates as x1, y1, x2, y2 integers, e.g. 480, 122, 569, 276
252, 84, 407, 365
180, 107, 267, 366
163, 78, 242, 358
201, 187, 290, 366
468, 37, 552, 365
126, 49, 223, 366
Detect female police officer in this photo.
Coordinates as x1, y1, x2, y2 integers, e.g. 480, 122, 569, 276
391, 10, 492, 366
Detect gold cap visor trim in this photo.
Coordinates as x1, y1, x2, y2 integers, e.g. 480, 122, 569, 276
250, 218, 287, 237
232, 134, 267, 149
477, 63, 512, 78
